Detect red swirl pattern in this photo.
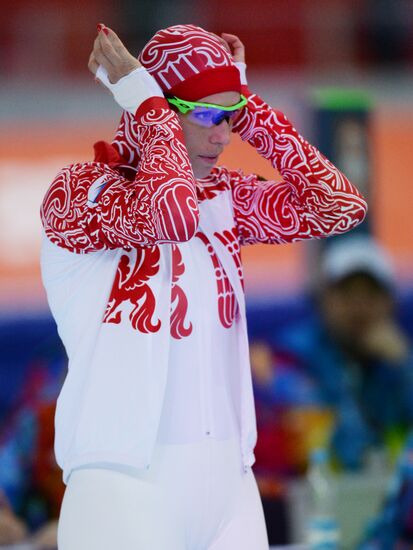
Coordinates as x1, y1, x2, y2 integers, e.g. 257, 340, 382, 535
41, 87, 368, 338
41, 100, 199, 253
228, 89, 368, 244
196, 170, 229, 203
196, 231, 237, 328
170, 244, 193, 339
214, 228, 244, 292
103, 248, 161, 333
139, 25, 234, 92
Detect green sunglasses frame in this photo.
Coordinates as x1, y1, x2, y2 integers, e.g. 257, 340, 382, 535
167, 94, 248, 114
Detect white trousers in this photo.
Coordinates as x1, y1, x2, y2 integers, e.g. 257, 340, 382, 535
58, 437, 269, 550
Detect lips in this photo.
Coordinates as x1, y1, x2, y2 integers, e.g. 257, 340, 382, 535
199, 154, 219, 164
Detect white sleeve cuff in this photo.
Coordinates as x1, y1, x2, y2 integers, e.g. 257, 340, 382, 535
96, 65, 164, 114
235, 62, 247, 86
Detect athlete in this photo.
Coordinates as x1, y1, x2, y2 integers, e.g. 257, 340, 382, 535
40, 23, 368, 550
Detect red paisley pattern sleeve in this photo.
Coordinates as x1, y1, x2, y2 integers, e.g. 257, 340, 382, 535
230, 89, 368, 245
41, 98, 199, 253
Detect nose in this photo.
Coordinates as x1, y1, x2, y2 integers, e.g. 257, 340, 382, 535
209, 119, 231, 146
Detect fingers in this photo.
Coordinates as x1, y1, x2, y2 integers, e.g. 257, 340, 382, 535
221, 32, 242, 45
221, 33, 240, 39
88, 31, 116, 80
211, 32, 231, 53
88, 51, 99, 75
220, 32, 245, 63
90, 23, 142, 84
101, 25, 126, 55
96, 29, 121, 68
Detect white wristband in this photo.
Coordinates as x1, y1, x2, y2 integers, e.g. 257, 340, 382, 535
235, 62, 247, 86
96, 65, 164, 114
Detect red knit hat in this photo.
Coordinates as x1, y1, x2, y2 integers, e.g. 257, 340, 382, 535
138, 24, 241, 101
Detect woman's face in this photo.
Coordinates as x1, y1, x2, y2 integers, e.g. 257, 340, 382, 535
177, 91, 240, 179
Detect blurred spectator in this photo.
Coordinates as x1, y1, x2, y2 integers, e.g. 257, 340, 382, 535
252, 236, 413, 473
0, 359, 65, 548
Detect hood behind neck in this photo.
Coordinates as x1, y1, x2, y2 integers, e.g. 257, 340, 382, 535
93, 111, 140, 177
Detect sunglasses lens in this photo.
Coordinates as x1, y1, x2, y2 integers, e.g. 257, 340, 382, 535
189, 108, 240, 127
212, 112, 232, 125
189, 109, 215, 127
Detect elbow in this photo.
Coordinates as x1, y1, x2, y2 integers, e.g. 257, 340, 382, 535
352, 196, 369, 226
337, 193, 369, 230
170, 207, 200, 242
361, 197, 368, 221
156, 204, 200, 243
349, 185, 368, 221
181, 210, 200, 241
157, 185, 200, 242
329, 198, 368, 236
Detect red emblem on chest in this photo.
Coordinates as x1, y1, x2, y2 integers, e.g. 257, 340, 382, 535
103, 247, 162, 333
103, 229, 241, 335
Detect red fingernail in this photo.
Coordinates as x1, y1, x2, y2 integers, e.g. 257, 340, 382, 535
97, 23, 103, 32
102, 27, 109, 36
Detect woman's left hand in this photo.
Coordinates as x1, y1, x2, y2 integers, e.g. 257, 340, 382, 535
220, 33, 245, 64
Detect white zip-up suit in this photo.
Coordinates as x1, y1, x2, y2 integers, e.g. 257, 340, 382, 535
40, 69, 368, 549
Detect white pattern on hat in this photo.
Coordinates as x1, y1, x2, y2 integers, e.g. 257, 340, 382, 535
138, 24, 239, 100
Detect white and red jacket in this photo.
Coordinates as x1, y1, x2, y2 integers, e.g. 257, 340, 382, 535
40, 75, 367, 483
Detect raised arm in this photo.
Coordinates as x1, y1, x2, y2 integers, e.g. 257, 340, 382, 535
221, 33, 368, 245
41, 25, 199, 254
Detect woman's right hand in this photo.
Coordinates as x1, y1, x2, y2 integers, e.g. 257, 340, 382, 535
88, 24, 141, 84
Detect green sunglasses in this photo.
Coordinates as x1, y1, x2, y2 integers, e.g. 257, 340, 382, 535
167, 95, 247, 127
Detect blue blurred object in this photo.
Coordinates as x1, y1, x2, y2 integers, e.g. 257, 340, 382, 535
253, 355, 321, 408
273, 313, 413, 470
0, 316, 64, 419
0, 315, 66, 530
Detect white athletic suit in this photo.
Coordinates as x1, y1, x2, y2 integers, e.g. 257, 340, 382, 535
40, 66, 367, 548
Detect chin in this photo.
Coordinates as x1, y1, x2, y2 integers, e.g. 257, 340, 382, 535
194, 166, 213, 179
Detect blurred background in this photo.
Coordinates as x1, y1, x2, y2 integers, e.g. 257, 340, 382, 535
0, 0, 412, 548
